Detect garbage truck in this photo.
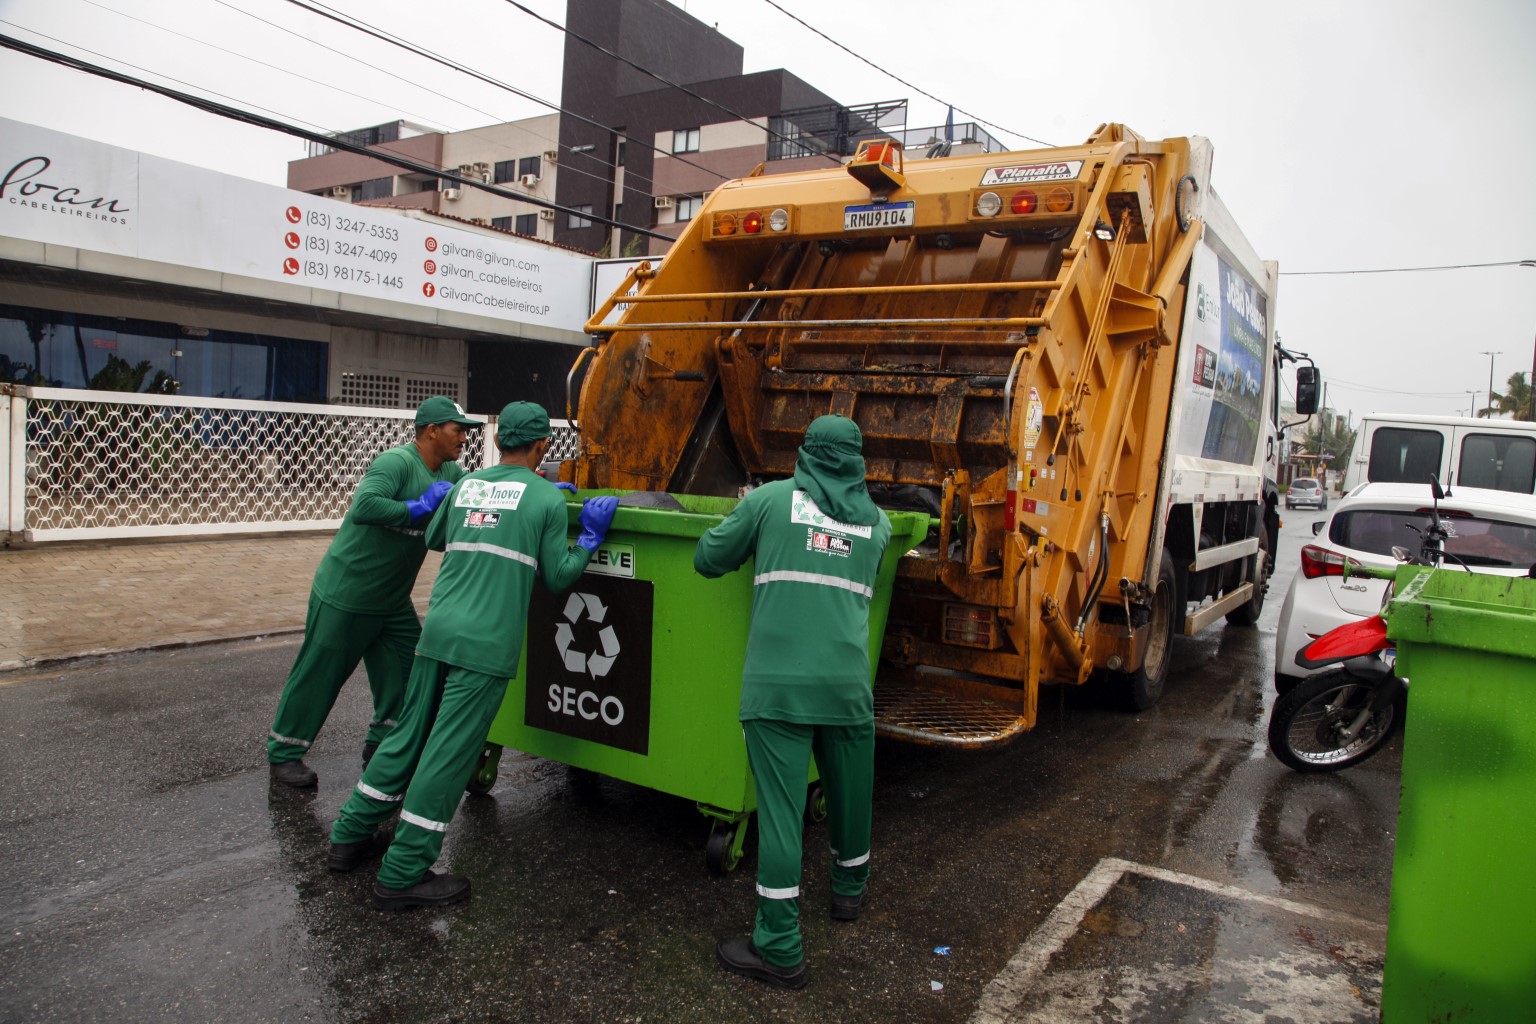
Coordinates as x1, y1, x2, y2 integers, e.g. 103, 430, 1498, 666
564, 122, 1319, 748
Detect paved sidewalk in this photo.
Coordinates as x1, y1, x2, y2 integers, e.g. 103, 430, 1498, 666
0, 535, 440, 671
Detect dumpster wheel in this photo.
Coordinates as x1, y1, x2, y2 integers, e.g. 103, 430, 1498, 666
465, 743, 503, 796
705, 819, 748, 874
804, 782, 827, 825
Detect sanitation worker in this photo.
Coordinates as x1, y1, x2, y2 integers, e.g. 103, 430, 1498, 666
694, 414, 893, 989
267, 396, 481, 789
327, 402, 619, 910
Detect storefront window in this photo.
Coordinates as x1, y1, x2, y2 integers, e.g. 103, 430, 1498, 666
0, 304, 327, 402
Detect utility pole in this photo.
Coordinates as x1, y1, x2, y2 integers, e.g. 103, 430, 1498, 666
1478, 350, 1502, 418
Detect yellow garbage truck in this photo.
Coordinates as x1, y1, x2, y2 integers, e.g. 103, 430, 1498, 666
567, 122, 1318, 747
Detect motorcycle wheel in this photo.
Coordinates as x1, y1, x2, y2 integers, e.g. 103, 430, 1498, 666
1267, 667, 1405, 772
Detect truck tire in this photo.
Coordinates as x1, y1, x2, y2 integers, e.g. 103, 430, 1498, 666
1113, 549, 1177, 710
1225, 526, 1271, 626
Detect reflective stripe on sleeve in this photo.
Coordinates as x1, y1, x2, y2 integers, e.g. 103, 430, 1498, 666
400, 810, 449, 833
444, 541, 537, 569
752, 570, 873, 599
356, 782, 404, 803
836, 851, 870, 868
756, 883, 800, 900
269, 731, 311, 749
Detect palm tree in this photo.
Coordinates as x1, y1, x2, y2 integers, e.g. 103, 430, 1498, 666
1478, 372, 1532, 422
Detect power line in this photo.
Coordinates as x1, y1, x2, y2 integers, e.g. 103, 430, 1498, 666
281, 0, 734, 188
205, 0, 661, 197
499, 0, 843, 166
758, 0, 1051, 148
0, 31, 674, 242
1282, 259, 1535, 276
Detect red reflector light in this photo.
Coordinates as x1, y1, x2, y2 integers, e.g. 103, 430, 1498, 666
1299, 543, 1361, 579
742, 211, 764, 233
943, 603, 997, 648
1010, 189, 1038, 215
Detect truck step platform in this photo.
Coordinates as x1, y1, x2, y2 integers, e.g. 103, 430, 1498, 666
873, 673, 1031, 748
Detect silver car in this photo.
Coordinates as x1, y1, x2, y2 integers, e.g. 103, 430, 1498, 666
1286, 477, 1327, 510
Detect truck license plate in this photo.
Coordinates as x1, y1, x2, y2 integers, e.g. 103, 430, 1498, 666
843, 202, 914, 231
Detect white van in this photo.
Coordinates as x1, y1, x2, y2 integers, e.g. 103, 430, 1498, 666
1341, 413, 1536, 495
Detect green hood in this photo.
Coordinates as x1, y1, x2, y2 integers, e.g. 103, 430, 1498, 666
792, 415, 880, 526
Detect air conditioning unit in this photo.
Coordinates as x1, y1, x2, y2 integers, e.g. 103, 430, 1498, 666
470, 217, 489, 226
457, 164, 475, 175
520, 173, 540, 187
542, 149, 558, 163
538, 208, 555, 221
442, 188, 462, 201
327, 186, 349, 198
653, 195, 674, 209
471, 162, 490, 175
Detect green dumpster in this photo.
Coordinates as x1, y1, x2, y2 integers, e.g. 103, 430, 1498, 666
474, 492, 929, 873
1381, 565, 1536, 1022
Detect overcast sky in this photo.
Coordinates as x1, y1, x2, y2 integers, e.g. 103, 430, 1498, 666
1, 0, 1533, 420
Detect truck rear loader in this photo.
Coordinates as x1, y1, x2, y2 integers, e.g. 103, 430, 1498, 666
568, 122, 1318, 747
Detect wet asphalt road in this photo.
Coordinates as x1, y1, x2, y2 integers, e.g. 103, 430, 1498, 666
0, 512, 1400, 1023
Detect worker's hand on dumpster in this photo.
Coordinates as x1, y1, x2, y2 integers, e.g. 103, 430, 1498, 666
553, 482, 578, 494
576, 495, 619, 552
406, 480, 455, 522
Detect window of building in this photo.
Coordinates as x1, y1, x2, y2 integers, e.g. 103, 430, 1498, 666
568, 204, 593, 229
491, 216, 512, 231
493, 160, 517, 184
675, 195, 699, 221
616, 140, 626, 167
612, 203, 623, 223
518, 155, 541, 179
353, 177, 393, 202
672, 128, 700, 154
0, 304, 326, 402
515, 213, 538, 235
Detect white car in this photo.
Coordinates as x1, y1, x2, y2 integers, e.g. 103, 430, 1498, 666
1274, 481, 1536, 690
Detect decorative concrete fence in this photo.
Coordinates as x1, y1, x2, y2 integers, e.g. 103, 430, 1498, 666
1, 385, 579, 543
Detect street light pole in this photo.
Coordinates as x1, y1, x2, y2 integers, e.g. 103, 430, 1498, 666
1464, 389, 1479, 417
1478, 350, 1502, 418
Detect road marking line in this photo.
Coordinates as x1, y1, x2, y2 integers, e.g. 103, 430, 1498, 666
968, 857, 1386, 1024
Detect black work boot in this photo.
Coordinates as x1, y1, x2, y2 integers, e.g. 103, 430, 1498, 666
716, 936, 808, 990
362, 742, 379, 767
831, 885, 868, 921
371, 871, 470, 912
269, 760, 318, 789
327, 829, 390, 872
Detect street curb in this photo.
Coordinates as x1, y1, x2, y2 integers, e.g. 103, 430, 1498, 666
0, 627, 307, 676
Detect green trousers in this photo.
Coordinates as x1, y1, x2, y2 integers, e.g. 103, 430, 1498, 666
743, 718, 875, 967
330, 656, 507, 890
267, 594, 419, 764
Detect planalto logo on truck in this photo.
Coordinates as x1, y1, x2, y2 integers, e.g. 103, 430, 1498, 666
979, 161, 1083, 187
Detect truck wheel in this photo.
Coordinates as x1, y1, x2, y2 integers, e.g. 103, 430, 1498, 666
1225, 526, 1271, 626
1113, 549, 1177, 711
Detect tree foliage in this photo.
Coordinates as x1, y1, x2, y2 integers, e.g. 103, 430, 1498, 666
1479, 371, 1533, 422
1300, 414, 1357, 473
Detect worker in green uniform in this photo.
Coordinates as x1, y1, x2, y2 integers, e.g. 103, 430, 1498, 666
694, 415, 893, 990
327, 402, 619, 911
267, 396, 481, 789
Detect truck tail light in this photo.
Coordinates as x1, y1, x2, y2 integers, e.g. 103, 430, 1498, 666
714, 212, 738, 236
742, 211, 764, 234
1299, 544, 1361, 579
944, 604, 999, 649
1044, 186, 1073, 212
1010, 189, 1038, 215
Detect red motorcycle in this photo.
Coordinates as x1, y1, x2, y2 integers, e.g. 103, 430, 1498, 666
1266, 479, 1454, 773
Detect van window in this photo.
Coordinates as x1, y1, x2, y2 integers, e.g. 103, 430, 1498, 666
1459, 434, 1536, 493
1368, 427, 1443, 484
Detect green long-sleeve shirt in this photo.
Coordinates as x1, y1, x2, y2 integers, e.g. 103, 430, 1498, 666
694, 479, 893, 724
310, 443, 465, 614
415, 464, 592, 678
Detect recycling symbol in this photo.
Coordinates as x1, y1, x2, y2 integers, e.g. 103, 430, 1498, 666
555, 591, 621, 678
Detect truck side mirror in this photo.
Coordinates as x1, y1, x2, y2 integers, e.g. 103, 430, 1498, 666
1295, 366, 1320, 415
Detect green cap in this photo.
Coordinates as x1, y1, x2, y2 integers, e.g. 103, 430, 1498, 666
497, 401, 552, 449
415, 396, 482, 428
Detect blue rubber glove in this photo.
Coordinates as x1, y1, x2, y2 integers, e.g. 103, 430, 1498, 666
554, 482, 577, 494
405, 480, 454, 523
576, 495, 619, 552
